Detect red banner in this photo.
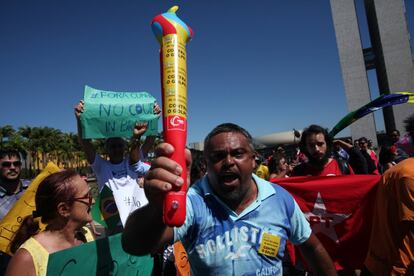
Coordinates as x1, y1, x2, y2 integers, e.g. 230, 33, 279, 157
272, 175, 380, 270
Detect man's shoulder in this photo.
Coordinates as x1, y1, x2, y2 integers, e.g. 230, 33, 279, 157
187, 177, 209, 200
256, 178, 298, 222
398, 157, 414, 166
386, 157, 414, 176
255, 175, 295, 205
381, 158, 414, 194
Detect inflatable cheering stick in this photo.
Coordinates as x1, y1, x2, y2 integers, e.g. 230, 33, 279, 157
152, 6, 193, 226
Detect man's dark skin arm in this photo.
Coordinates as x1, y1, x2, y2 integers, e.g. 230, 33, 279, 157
140, 102, 161, 158
129, 122, 149, 165
74, 100, 96, 164
333, 139, 368, 174
297, 233, 337, 275
122, 204, 174, 255
122, 143, 191, 255
129, 102, 161, 165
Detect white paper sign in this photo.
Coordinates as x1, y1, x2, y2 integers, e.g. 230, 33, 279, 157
111, 179, 148, 226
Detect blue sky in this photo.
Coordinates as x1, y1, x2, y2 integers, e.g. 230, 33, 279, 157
1, 1, 413, 144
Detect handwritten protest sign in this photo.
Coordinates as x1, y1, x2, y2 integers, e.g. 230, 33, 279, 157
81, 86, 159, 139
47, 233, 153, 275
112, 179, 148, 226
0, 162, 60, 255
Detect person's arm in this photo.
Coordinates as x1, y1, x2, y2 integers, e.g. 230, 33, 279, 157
74, 100, 96, 164
129, 122, 149, 165
333, 139, 353, 151
5, 249, 36, 276
140, 102, 162, 157
122, 143, 191, 255
334, 139, 368, 174
297, 233, 337, 275
123, 203, 174, 255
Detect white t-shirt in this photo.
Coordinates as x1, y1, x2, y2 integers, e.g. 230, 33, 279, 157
91, 154, 150, 225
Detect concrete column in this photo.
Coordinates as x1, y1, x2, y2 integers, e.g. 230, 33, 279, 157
330, 0, 378, 145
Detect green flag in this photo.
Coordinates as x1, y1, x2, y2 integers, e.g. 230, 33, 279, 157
91, 185, 121, 232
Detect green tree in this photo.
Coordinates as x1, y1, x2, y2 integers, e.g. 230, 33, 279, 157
18, 126, 33, 175
58, 132, 78, 168
0, 125, 16, 148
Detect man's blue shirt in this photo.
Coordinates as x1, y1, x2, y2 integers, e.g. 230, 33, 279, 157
174, 174, 311, 275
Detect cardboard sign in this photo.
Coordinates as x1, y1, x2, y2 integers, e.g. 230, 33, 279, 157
81, 86, 159, 139
47, 233, 153, 275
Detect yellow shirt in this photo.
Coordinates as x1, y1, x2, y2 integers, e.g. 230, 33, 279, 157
19, 227, 94, 276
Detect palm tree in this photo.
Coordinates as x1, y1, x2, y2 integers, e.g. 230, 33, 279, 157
18, 126, 32, 174
0, 125, 16, 148
37, 127, 62, 168
6, 133, 26, 156
58, 132, 78, 168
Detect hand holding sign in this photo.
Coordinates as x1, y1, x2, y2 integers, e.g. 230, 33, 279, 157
74, 100, 85, 120
132, 122, 149, 139
131, 102, 162, 139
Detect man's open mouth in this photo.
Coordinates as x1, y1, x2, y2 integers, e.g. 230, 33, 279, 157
221, 172, 239, 184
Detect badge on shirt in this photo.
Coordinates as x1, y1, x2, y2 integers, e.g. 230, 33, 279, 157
258, 232, 281, 257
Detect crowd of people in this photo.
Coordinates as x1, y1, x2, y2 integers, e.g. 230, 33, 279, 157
253, 125, 413, 181
0, 109, 413, 275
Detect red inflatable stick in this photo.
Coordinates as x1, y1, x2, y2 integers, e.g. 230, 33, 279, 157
152, 6, 193, 226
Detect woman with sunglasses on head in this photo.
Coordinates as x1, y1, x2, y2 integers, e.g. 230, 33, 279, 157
5, 170, 95, 276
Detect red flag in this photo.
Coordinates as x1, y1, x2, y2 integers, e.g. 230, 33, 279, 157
272, 175, 380, 270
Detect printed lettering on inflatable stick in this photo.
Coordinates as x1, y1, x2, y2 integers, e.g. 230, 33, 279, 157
152, 6, 193, 226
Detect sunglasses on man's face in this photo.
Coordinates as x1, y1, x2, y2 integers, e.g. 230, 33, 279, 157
1, 161, 22, 168
71, 190, 93, 206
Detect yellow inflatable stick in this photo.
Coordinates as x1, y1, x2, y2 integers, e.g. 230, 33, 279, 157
152, 6, 193, 226
0, 162, 60, 255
